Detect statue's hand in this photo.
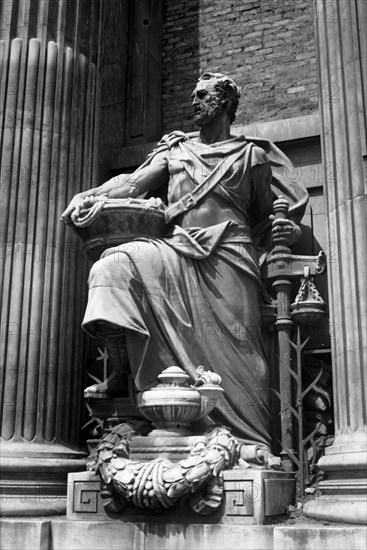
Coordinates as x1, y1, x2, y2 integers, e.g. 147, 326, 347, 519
61, 193, 87, 223
61, 194, 103, 223
270, 215, 301, 246
146, 197, 164, 209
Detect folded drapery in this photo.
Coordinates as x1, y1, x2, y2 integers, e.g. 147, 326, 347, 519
83, 222, 271, 448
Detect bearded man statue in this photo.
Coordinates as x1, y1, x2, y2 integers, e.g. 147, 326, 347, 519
62, 72, 307, 452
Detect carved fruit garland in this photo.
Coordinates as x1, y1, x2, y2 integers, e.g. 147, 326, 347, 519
92, 425, 238, 515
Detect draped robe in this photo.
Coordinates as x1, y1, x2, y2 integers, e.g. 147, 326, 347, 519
82, 133, 308, 449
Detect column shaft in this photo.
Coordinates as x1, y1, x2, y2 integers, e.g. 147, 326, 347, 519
304, 0, 367, 524
0, 0, 101, 515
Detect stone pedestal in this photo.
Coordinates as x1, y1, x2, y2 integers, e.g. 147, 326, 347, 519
304, 0, 367, 524
0, 0, 101, 515
66, 469, 295, 525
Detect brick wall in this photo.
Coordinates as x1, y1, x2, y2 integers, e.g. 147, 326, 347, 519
162, 0, 318, 134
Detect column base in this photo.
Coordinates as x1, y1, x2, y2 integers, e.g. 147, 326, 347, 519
304, 495, 367, 525
303, 444, 367, 525
0, 442, 86, 516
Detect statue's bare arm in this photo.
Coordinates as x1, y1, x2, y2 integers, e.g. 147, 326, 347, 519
61, 152, 170, 221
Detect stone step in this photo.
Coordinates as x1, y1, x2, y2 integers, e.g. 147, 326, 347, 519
1, 518, 366, 550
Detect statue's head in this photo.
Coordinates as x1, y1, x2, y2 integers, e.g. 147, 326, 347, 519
192, 72, 241, 126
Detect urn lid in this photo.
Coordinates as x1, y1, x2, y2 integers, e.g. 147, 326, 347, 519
157, 366, 191, 386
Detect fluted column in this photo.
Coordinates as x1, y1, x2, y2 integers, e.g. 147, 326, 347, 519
0, 0, 100, 515
304, 0, 367, 524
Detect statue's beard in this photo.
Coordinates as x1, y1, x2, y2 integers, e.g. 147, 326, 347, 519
193, 98, 222, 126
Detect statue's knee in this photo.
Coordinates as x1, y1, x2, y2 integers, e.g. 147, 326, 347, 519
88, 257, 109, 283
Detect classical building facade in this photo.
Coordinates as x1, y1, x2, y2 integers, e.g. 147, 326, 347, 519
0, 0, 366, 542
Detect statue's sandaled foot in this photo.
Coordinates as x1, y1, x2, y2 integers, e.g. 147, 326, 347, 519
84, 381, 109, 397
84, 371, 128, 398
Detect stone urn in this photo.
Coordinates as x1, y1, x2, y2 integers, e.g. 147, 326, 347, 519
136, 366, 224, 436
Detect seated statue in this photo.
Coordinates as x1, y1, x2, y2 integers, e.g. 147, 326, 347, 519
62, 72, 307, 453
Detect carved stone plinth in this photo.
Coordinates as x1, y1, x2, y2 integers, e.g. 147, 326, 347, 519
87, 435, 206, 464
67, 469, 294, 525
222, 469, 295, 525
129, 435, 207, 461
